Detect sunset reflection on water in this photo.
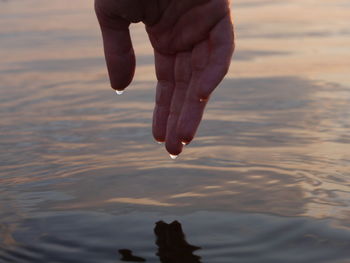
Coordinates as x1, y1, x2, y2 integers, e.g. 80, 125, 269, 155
1, 0, 350, 262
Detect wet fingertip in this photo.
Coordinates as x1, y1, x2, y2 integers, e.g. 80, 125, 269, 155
154, 136, 165, 144
155, 140, 164, 145
165, 144, 183, 159
178, 136, 193, 146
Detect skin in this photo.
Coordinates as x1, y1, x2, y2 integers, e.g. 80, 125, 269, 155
95, 0, 235, 156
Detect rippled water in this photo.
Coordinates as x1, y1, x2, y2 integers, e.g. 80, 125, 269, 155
1, 0, 350, 262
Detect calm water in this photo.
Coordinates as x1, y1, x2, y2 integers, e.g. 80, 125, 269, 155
1, 0, 350, 262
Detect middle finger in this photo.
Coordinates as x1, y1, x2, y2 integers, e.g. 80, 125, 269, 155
165, 51, 192, 156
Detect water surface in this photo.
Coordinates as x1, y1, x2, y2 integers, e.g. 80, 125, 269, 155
1, 0, 350, 262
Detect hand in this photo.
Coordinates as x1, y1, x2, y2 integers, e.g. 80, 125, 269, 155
95, 0, 235, 157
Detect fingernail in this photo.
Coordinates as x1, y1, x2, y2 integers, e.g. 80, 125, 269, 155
169, 154, 178, 160
115, 90, 124, 95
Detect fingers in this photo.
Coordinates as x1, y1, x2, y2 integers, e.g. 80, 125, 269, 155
165, 52, 192, 155
95, 6, 135, 92
176, 14, 234, 144
152, 51, 175, 143
95, 0, 235, 157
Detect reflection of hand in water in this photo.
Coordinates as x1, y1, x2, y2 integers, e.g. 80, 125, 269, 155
95, 0, 234, 157
119, 220, 201, 262
155, 220, 201, 263
119, 249, 146, 262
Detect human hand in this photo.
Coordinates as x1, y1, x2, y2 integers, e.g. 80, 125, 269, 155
95, 0, 235, 158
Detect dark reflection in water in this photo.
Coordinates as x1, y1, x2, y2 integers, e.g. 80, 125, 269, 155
2, 212, 350, 263
119, 249, 146, 262
154, 221, 201, 263
119, 221, 201, 263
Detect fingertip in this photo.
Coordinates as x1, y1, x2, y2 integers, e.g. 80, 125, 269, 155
107, 49, 135, 91
165, 141, 183, 156
152, 106, 168, 143
154, 137, 165, 145
178, 133, 194, 146
153, 135, 165, 144
177, 112, 198, 145
153, 130, 166, 145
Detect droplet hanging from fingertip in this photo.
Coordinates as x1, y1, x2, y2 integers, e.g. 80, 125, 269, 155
115, 90, 124, 95
169, 154, 178, 160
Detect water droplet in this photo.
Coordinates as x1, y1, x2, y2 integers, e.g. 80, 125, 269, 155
156, 141, 163, 145
169, 154, 178, 160
199, 98, 208, 102
115, 90, 124, 95
181, 142, 187, 146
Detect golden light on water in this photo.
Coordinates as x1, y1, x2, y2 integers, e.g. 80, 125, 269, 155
1, 2, 350, 259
